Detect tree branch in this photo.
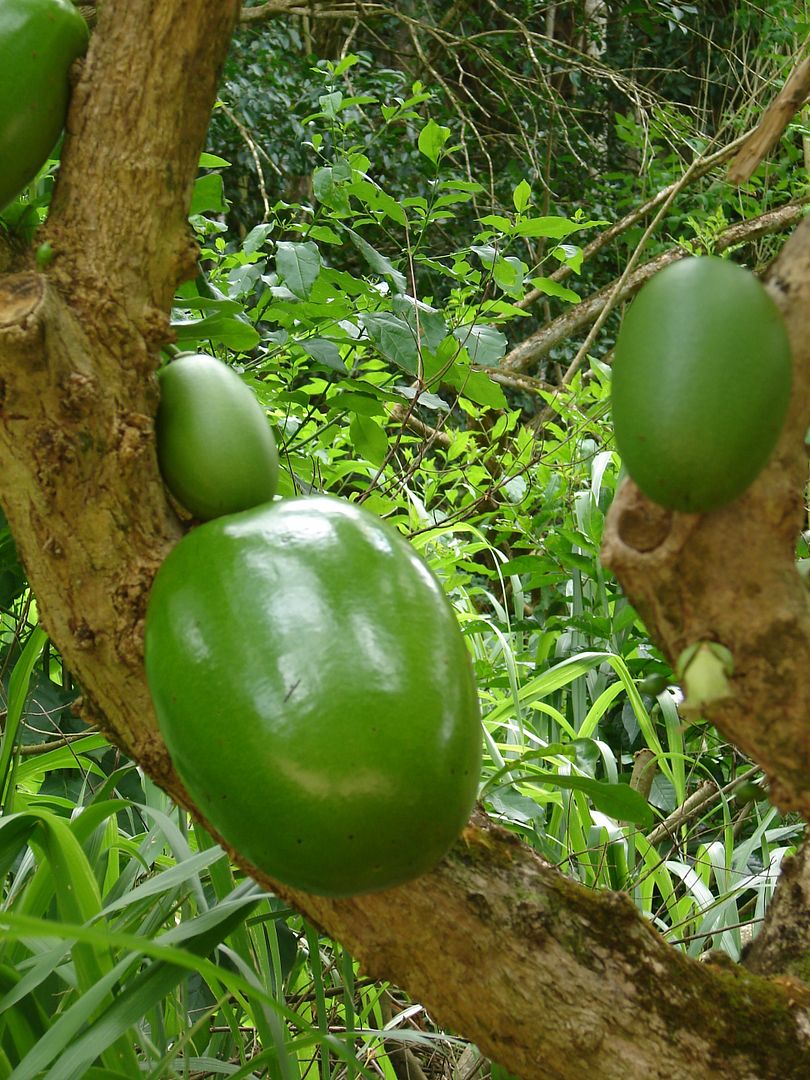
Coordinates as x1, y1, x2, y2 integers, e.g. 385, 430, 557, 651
728, 53, 810, 185
501, 197, 810, 375
240, 1, 374, 21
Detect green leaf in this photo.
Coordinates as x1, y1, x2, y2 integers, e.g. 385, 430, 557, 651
478, 214, 514, 232
525, 773, 654, 827
493, 256, 528, 297
242, 223, 274, 255
513, 179, 532, 212
500, 555, 549, 576
198, 152, 230, 169
393, 296, 448, 351
276, 241, 321, 299
189, 173, 227, 216
302, 338, 346, 372
471, 244, 497, 268
453, 324, 507, 366
11, 892, 261, 1080
418, 119, 451, 165
446, 368, 506, 409
331, 54, 360, 77
513, 216, 582, 239
396, 386, 449, 413
347, 229, 407, 293
329, 392, 385, 417
360, 312, 419, 374
172, 313, 260, 352
0, 628, 46, 809
319, 91, 343, 118
313, 167, 351, 216
552, 243, 584, 273
529, 276, 581, 303
350, 415, 389, 466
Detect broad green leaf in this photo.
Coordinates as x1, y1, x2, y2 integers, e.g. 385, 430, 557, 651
471, 244, 497, 267
453, 324, 507, 366
306, 223, 343, 245
553, 243, 584, 272
530, 276, 581, 303
393, 296, 448, 352
329, 392, 385, 417
331, 54, 360, 77
493, 256, 528, 297
319, 91, 343, 118
242, 223, 274, 255
276, 241, 321, 299
478, 214, 514, 232
396, 386, 449, 413
446, 367, 506, 409
189, 173, 227, 216
346, 180, 407, 226
500, 555, 549, 576
347, 229, 407, 293
350, 415, 388, 466
360, 312, 419, 374
172, 313, 259, 352
313, 167, 351, 216
418, 119, 451, 164
302, 338, 346, 372
513, 216, 582, 239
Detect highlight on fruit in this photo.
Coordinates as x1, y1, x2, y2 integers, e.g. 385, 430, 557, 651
155, 353, 279, 521
0, 0, 89, 211
145, 495, 482, 898
610, 255, 792, 514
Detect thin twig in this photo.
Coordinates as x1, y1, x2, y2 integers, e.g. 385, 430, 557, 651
217, 102, 271, 221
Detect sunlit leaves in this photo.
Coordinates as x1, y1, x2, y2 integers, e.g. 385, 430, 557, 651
418, 118, 452, 164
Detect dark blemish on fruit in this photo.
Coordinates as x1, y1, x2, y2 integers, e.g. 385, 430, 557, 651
284, 679, 301, 702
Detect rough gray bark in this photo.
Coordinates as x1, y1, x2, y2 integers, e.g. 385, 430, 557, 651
1, 4, 810, 1079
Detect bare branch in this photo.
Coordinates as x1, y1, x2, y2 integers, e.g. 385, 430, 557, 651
502, 197, 810, 376
240, 1, 373, 21
729, 53, 810, 185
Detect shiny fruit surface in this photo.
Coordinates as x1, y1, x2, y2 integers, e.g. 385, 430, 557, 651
156, 354, 279, 521
611, 256, 792, 513
145, 496, 482, 897
0, 0, 88, 210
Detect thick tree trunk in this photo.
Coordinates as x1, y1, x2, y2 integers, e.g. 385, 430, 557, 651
2, 3, 810, 1079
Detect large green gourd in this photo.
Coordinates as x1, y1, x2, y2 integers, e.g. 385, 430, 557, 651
0, 0, 89, 211
611, 256, 792, 513
145, 496, 482, 897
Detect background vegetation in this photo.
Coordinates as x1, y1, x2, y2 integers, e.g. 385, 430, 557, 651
1, 2, 808, 1076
